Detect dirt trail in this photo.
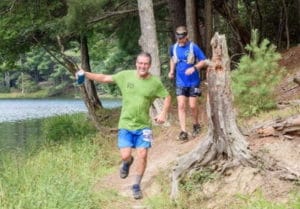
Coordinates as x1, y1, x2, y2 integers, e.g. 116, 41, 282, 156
95, 124, 203, 198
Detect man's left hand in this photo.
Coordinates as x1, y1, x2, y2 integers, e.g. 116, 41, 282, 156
154, 113, 166, 124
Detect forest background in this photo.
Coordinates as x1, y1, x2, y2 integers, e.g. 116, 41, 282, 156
0, 0, 299, 99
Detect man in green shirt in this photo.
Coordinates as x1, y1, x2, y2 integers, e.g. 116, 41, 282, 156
77, 52, 171, 199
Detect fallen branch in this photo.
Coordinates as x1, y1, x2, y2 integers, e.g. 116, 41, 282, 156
256, 114, 300, 139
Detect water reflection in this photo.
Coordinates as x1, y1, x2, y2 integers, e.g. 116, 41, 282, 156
0, 119, 43, 152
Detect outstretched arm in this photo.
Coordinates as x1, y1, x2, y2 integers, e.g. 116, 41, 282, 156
154, 95, 172, 124
78, 67, 114, 83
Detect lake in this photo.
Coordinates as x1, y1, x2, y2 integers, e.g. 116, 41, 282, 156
0, 98, 121, 122
0, 98, 121, 151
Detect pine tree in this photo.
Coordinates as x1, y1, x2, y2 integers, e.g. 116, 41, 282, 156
231, 29, 285, 117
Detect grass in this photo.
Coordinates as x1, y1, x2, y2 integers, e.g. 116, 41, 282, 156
145, 170, 184, 209
0, 113, 123, 209
0, 135, 121, 209
0, 89, 49, 99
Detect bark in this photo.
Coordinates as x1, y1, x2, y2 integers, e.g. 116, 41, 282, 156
137, 0, 166, 119
277, 8, 284, 49
61, 36, 103, 131
254, 0, 263, 33
171, 33, 253, 199
298, 0, 300, 39
204, 0, 213, 57
281, 0, 290, 49
137, 0, 160, 76
185, 0, 200, 44
167, 0, 186, 42
4, 72, 10, 87
79, 36, 103, 131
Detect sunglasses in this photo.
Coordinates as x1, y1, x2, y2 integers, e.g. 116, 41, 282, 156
175, 32, 187, 39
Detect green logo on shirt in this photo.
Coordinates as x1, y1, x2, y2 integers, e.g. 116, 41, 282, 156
127, 82, 134, 89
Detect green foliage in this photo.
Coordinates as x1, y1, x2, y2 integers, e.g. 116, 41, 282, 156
0, 1, 67, 62
231, 29, 285, 117
16, 73, 40, 93
0, 75, 10, 93
0, 86, 10, 93
42, 113, 96, 142
180, 168, 216, 193
116, 15, 141, 55
46, 82, 71, 97
63, 0, 108, 33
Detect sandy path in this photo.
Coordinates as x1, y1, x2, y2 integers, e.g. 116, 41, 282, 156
94, 125, 203, 200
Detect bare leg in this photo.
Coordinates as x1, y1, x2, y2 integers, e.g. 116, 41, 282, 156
177, 95, 187, 132
135, 148, 148, 177
189, 97, 200, 125
119, 147, 134, 179
131, 148, 148, 199
120, 147, 132, 162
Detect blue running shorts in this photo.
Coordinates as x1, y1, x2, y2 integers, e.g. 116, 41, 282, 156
176, 86, 201, 97
118, 128, 153, 149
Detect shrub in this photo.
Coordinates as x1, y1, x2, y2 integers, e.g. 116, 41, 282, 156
231, 29, 285, 117
42, 113, 96, 142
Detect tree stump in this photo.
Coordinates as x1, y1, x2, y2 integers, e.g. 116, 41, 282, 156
171, 33, 253, 199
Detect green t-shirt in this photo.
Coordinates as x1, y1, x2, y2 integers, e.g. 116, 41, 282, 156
112, 70, 169, 130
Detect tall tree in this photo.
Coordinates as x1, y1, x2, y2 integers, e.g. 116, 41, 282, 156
167, 0, 186, 41
204, 0, 213, 57
137, 0, 167, 122
185, 0, 200, 44
137, 0, 160, 76
80, 36, 103, 129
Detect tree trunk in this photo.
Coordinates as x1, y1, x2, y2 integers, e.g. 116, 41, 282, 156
171, 33, 252, 199
281, 0, 290, 49
137, 0, 167, 123
167, 0, 186, 42
79, 36, 103, 130
298, 0, 300, 43
137, 0, 160, 76
185, 0, 200, 44
204, 0, 213, 57
4, 72, 10, 87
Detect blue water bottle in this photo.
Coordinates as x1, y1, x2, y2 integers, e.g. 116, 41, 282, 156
76, 70, 85, 85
